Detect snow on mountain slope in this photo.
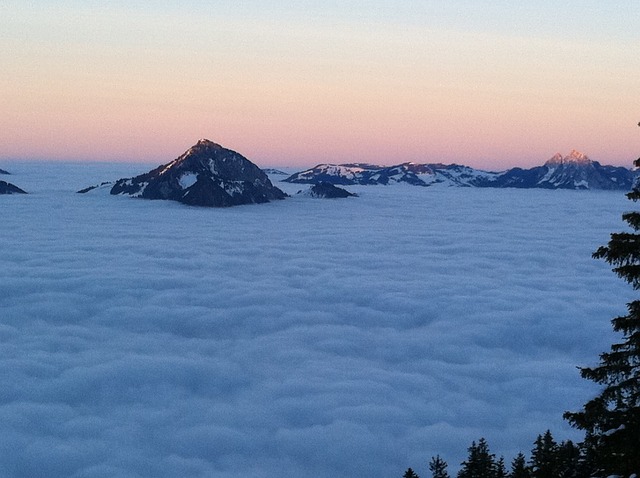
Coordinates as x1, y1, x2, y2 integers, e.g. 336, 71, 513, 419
285, 162, 498, 187
476, 151, 634, 190
285, 152, 634, 190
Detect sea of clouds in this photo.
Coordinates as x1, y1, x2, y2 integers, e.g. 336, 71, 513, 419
0, 161, 633, 477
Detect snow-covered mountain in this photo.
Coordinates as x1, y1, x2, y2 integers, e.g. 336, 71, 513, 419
285, 162, 497, 187
285, 163, 379, 185
86, 139, 287, 207
284, 151, 634, 190
475, 150, 634, 190
0, 180, 27, 194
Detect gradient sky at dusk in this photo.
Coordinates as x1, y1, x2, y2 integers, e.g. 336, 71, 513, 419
1, 1, 638, 168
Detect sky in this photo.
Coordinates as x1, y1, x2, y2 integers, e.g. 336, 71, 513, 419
1, 1, 639, 168
0, 161, 633, 477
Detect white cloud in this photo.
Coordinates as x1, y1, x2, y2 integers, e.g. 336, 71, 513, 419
0, 161, 631, 477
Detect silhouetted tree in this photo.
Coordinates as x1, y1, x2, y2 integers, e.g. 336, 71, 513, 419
404, 467, 420, 478
494, 457, 507, 478
529, 430, 558, 478
429, 455, 450, 478
509, 452, 530, 478
564, 124, 640, 477
555, 440, 581, 478
458, 438, 496, 478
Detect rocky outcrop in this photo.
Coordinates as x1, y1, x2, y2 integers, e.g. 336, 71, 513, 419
262, 168, 288, 175
77, 182, 113, 194
0, 181, 27, 194
299, 182, 357, 198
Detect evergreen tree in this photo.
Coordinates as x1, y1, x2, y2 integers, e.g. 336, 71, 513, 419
429, 455, 450, 478
509, 452, 530, 478
494, 457, 507, 478
564, 125, 640, 477
576, 432, 598, 478
555, 440, 581, 478
404, 468, 420, 478
457, 438, 496, 478
529, 430, 558, 478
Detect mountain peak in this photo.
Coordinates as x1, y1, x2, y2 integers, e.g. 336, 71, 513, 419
196, 138, 219, 146
545, 150, 591, 167
174, 139, 225, 166
107, 140, 286, 207
192, 139, 223, 150
566, 150, 590, 162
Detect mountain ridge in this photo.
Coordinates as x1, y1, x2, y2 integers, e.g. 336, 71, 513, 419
284, 151, 634, 190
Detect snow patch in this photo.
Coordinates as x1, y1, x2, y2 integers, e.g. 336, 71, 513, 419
159, 160, 178, 175
208, 158, 217, 175
574, 180, 589, 189
179, 172, 198, 190
603, 424, 626, 436
224, 181, 244, 195
540, 167, 556, 183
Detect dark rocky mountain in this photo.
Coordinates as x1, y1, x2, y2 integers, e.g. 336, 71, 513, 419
299, 182, 357, 198
0, 181, 27, 194
0, 168, 9, 175
284, 151, 635, 190
106, 139, 287, 207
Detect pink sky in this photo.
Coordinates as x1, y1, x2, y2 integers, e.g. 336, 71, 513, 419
1, 2, 638, 169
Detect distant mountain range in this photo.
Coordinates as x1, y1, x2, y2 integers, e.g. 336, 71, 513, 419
284, 150, 635, 190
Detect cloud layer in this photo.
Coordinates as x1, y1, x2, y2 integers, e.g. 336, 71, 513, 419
0, 161, 631, 477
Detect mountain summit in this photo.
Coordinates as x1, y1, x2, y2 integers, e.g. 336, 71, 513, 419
110, 139, 286, 207
545, 150, 591, 166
